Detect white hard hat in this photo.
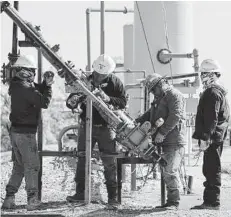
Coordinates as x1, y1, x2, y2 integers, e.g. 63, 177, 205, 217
144, 73, 165, 92
199, 59, 221, 73
12, 55, 37, 69
92, 54, 116, 75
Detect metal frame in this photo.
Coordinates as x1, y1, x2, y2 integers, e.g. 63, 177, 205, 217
85, 6, 134, 70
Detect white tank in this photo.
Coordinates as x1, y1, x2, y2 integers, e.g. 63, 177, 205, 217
133, 1, 194, 81
123, 24, 146, 118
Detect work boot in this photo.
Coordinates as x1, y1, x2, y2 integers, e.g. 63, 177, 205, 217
191, 203, 220, 210
26, 194, 41, 211
155, 202, 179, 210
66, 183, 85, 203
1, 195, 16, 209
106, 186, 120, 210
66, 192, 84, 203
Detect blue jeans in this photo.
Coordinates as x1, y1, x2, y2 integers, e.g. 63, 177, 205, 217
162, 145, 185, 204
6, 130, 40, 197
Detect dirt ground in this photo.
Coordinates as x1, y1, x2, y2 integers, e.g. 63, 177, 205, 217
1, 145, 231, 217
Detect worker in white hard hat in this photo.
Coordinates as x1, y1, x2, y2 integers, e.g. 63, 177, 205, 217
2, 55, 55, 211
191, 59, 230, 210
66, 54, 127, 209
135, 73, 186, 210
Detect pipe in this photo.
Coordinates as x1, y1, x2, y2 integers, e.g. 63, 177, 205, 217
11, 1, 18, 55
86, 7, 134, 72
87, 7, 134, 13
37, 49, 43, 200
166, 72, 198, 80
100, 2, 105, 55
161, 53, 193, 59
86, 8, 91, 71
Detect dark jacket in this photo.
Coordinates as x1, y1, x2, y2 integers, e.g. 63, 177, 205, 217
136, 86, 186, 146
9, 76, 52, 133
193, 84, 230, 142
66, 73, 127, 125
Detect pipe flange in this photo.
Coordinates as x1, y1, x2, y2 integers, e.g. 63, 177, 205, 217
156, 48, 172, 64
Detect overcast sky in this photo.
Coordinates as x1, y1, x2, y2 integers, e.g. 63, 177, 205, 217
0, 1, 134, 69
1, 1, 231, 106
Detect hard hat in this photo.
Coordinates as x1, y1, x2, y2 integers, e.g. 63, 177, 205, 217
11, 55, 37, 69
92, 54, 116, 75
144, 73, 165, 93
199, 59, 221, 73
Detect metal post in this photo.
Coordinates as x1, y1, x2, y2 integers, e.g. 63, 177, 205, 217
84, 98, 92, 204
100, 1, 105, 54
12, 1, 18, 55
85, 8, 134, 70
86, 9, 91, 71
131, 164, 136, 191
8, 1, 19, 79
37, 49, 43, 200
187, 117, 192, 166
158, 146, 165, 205
117, 159, 122, 203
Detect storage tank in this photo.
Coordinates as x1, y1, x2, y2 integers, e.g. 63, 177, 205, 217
133, 1, 194, 81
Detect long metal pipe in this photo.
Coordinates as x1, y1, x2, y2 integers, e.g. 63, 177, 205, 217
161, 53, 193, 59
85, 7, 134, 71
11, 1, 18, 55
37, 50, 43, 200
100, 2, 105, 55
86, 9, 91, 71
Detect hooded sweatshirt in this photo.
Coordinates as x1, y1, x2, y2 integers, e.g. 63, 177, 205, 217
193, 84, 230, 142
9, 75, 52, 134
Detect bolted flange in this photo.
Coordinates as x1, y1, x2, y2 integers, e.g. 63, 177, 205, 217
156, 48, 172, 64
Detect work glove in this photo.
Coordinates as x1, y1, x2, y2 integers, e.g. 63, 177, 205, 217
154, 132, 165, 144
66, 93, 86, 109
199, 139, 210, 151
57, 60, 75, 78
43, 71, 54, 86
93, 88, 110, 103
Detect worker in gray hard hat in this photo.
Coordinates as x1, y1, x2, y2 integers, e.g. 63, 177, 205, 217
66, 54, 127, 209
2, 55, 55, 211
191, 59, 230, 210
136, 73, 186, 210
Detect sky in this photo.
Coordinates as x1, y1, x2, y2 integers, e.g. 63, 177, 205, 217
0, 1, 134, 69
1, 1, 231, 107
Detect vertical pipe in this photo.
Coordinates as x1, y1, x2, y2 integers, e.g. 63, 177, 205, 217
9, 1, 19, 80
131, 164, 136, 191
12, 1, 18, 55
84, 98, 92, 204
86, 9, 91, 71
122, 165, 126, 183
117, 159, 122, 203
100, 1, 105, 54
37, 49, 43, 200
158, 146, 165, 205
188, 125, 192, 166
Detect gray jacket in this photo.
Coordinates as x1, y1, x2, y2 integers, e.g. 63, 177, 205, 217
136, 86, 186, 146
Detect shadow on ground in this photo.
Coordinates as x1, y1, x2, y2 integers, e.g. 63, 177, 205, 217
78, 207, 169, 217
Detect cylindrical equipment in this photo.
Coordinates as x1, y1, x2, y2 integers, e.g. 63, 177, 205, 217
133, 1, 193, 83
